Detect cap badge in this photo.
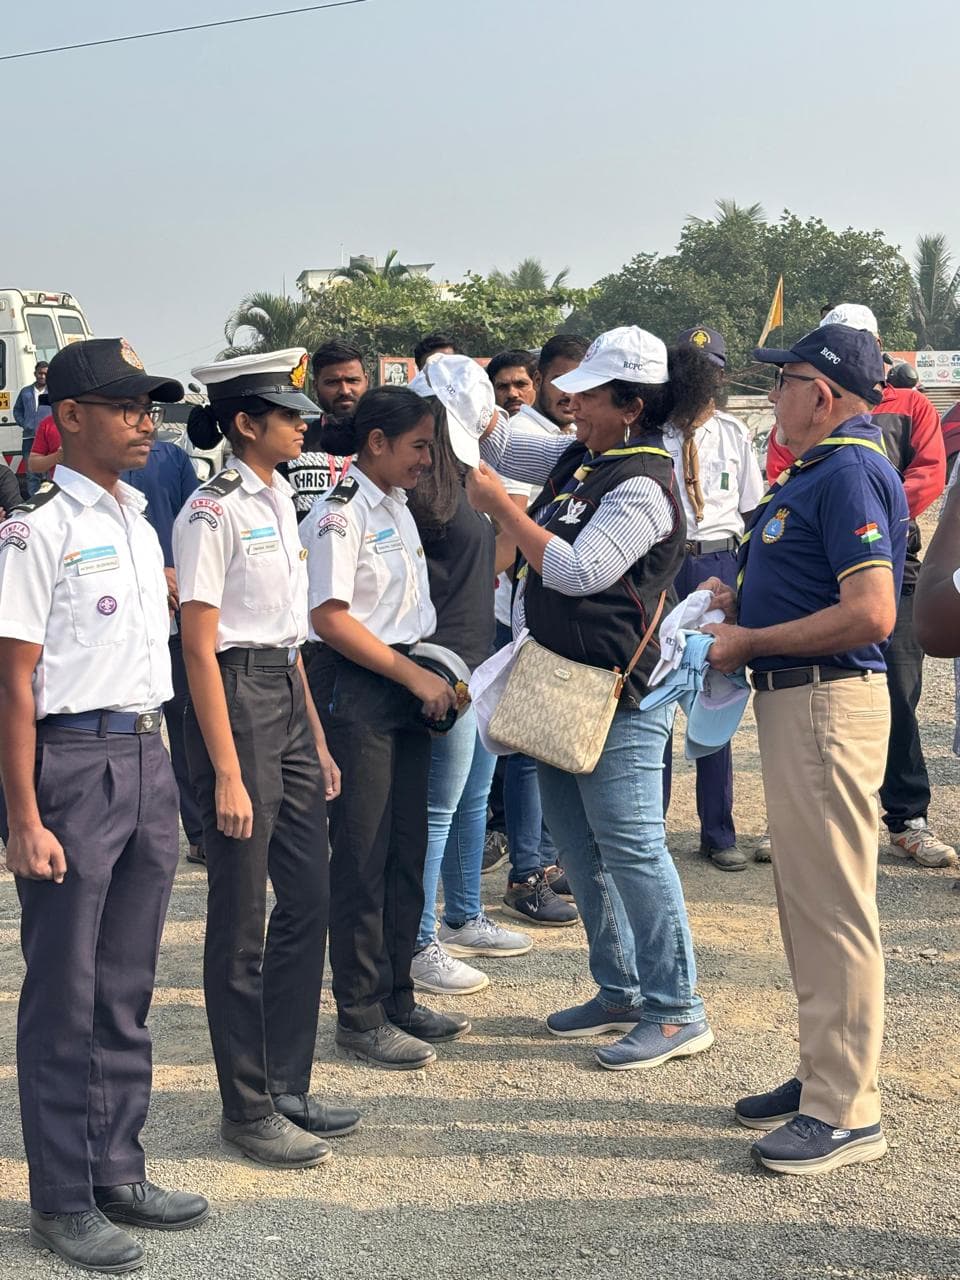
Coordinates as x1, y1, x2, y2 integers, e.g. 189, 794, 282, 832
690, 329, 711, 348
119, 339, 144, 370
585, 336, 604, 361
761, 507, 790, 544
290, 354, 308, 389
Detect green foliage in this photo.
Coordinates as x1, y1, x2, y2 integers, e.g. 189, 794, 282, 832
221, 292, 314, 358
488, 257, 570, 292
910, 233, 960, 348
330, 248, 412, 286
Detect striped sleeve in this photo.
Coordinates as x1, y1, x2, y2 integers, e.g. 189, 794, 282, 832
541, 477, 674, 597
480, 411, 576, 487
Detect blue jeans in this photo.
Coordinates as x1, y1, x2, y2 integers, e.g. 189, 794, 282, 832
494, 620, 557, 880
537, 704, 705, 1025
417, 707, 498, 950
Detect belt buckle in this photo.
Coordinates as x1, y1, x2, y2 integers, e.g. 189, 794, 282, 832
135, 711, 158, 734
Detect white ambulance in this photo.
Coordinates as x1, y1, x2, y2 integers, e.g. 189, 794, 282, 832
0, 288, 94, 470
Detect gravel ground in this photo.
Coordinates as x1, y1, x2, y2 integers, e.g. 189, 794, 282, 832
0, 652, 958, 1278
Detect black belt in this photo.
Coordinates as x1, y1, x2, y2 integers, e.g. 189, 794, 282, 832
217, 646, 299, 672
41, 710, 163, 735
684, 537, 738, 556
750, 665, 871, 692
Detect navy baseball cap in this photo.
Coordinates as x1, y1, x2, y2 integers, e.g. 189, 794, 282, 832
47, 338, 183, 404
753, 324, 885, 406
677, 325, 726, 368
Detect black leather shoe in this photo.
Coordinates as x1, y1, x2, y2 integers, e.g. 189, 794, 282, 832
29, 1207, 144, 1273
220, 1112, 332, 1167
391, 1003, 471, 1042
272, 1092, 361, 1137
94, 1180, 209, 1231
335, 1022, 437, 1070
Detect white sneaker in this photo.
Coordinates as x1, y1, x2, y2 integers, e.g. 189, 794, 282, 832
410, 939, 489, 995
889, 819, 958, 868
438, 913, 533, 958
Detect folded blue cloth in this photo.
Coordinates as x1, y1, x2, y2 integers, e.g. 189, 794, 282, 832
640, 631, 749, 757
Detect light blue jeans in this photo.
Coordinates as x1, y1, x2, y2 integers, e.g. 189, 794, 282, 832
537, 703, 705, 1025
417, 706, 498, 950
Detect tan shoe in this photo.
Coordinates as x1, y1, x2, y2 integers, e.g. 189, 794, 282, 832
889, 821, 957, 868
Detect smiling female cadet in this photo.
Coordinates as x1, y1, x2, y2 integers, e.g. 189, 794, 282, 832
173, 349, 359, 1170
301, 385, 471, 1070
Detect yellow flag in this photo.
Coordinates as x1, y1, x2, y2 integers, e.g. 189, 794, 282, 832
757, 275, 784, 346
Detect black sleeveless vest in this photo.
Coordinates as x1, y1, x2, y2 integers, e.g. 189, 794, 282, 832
521, 433, 685, 708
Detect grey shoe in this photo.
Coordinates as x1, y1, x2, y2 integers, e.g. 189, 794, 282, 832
700, 843, 748, 871
334, 1021, 437, 1070
410, 939, 490, 995
29, 1207, 144, 1273
438, 913, 532, 958
220, 1112, 332, 1168
754, 831, 772, 863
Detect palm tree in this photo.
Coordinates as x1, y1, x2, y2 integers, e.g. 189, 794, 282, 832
331, 249, 412, 285
909, 233, 960, 348
489, 257, 570, 291
687, 198, 766, 229
221, 292, 312, 357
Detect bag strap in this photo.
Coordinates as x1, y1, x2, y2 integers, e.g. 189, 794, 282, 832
622, 590, 667, 680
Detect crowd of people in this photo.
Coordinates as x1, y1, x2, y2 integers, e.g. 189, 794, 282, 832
0, 305, 955, 1273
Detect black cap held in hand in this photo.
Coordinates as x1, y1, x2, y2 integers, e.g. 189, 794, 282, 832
46, 338, 183, 404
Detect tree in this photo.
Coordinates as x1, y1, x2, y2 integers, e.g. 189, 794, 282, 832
330, 249, 412, 286
489, 257, 570, 292
909, 233, 960, 349
221, 292, 313, 357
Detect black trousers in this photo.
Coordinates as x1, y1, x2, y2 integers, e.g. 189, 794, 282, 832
1, 728, 179, 1213
186, 662, 329, 1122
166, 635, 204, 847
880, 591, 930, 831
309, 654, 431, 1032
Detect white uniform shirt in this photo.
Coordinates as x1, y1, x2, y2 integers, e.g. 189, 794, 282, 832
300, 466, 436, 645
662, 410, 764, 541
0, 467, 172, 716
173, 459, 307, 651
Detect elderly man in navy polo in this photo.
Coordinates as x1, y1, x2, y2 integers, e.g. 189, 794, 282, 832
702, 324, 907, 1176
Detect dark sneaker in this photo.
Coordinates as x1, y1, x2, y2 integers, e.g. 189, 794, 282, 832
502, 870, 579, 926
595, 1019, 714, 1070
482, 830, 509, 873
334, 1022, 437, 1070
391, 1003, 471, 1042
544, 864, 575, 901
699, 843, 748, 871
751, 1114, 887, 1175
94, 1181, 209, 1232
29, 1208, 144, 1273
185, 844, 206, 865
546, 996, 644, 1038
220, 1112, 332, 1167
271, 1092, 361, 1137
734, 1077, 802, 1131
754, 831, 772, 863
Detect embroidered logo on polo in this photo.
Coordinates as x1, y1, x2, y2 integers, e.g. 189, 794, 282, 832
558, 499, 588, 525
761, 507, 789, 544
240, 526, 279, 555
64, 545, 120, 575
856, 522, 882, 544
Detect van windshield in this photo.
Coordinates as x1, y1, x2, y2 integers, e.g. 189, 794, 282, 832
26, 312, 60, 363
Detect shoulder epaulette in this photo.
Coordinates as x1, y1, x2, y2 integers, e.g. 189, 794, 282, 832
326, 475, 359, 505
200, 468, 243, 498
9, 480, 61, 514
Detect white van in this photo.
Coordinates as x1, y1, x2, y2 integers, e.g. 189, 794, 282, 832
0, 288, 94, 469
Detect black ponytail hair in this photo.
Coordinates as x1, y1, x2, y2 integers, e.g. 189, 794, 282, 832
608, 345, 720, 442
187, 395, 274, 455
314, 384, 433, 457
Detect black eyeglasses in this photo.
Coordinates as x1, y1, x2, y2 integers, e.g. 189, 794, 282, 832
75, 399, 164, 427
775, 370, 841, 398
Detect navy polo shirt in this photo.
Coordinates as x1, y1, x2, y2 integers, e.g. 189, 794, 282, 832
739, 417, 908, 673
121, 441, 199, 567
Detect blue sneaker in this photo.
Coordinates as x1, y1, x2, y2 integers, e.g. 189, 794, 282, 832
751, 1115, 887, 1175
595, 1019, 714, 1071
735, 1077, 802, 1131
545, 997, 644, 1039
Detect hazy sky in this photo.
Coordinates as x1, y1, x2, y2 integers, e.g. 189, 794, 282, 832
7, 0, 958, 385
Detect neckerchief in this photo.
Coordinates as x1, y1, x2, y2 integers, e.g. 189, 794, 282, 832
736, 427, 888, 600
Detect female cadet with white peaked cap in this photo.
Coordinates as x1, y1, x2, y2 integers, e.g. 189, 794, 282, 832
300, 384, 471, 1070
173, 348, 359, 1170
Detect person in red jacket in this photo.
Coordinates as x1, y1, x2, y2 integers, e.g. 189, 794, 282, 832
762, 303, 953, 868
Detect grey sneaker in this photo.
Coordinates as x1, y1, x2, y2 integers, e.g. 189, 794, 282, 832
754, 831, 772, 863
438, 913, 532, 958
889, 819, 958, 868
220, 1112, 331, 1168
410, 939, 489, 995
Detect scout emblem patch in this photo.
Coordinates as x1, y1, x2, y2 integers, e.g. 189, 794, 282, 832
689, 328, 711, 349
120, 339, 144, 370
290, 353, 308, 389
761, 507, 789, 544
855, 522, 882, 545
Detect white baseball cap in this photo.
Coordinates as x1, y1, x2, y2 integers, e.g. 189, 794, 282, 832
820, 303, 879, 338
409, 354, 495, 468
551, 326, 669, 394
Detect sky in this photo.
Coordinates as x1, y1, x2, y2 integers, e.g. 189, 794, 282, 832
6, 0, 959, 386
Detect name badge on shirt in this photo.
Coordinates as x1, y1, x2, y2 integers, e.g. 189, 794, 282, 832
63, 545, 120, 576
240, 526, 279, 556
366, 527, 402, 555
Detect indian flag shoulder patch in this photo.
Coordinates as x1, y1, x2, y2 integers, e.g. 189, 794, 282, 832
855, 522, 882, 544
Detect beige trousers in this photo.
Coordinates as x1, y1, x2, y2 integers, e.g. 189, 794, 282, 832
755, 673, 889, 1129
